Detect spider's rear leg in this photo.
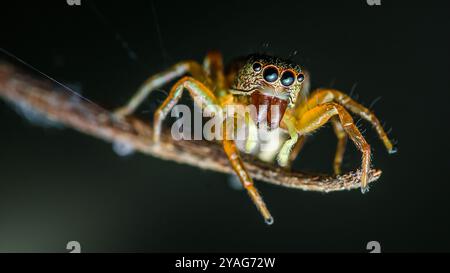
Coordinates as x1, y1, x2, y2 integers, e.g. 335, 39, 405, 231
296, 103, 372, 193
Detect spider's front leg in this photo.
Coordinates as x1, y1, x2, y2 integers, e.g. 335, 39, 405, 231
295, 103, 372, 193
297, 88, 396, 154
223, 123, 273, 225
291, 88, 396, 175
114, 60, 210, 118
331, 117, 348, 175
152, 76, 217, 143
153, 76, 273, 224
276, 114, 308, 168
275, 71, 311, 168
277, 118, 300, 168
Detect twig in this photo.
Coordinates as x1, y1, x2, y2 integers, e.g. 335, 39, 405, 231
0, 62, 381, 192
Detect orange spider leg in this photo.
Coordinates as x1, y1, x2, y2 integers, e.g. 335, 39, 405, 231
275, 71, 311, 168
115, 59, 213, 118
295, 103, 371, 193
297, 88, 396, 154
203, 50, 226, 91
223, 126, 273, 225
153, 76, 218, 142
331, 117, 348, 175
286, 135, 307, 168
153, 76, 273, 223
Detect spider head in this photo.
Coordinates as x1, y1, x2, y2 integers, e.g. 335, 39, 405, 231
230, 54, 305, 129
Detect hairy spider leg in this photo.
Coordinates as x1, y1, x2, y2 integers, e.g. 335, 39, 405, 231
153, 76, 217, 143
286, 135, 307, 167
277, 118, 299, 167
223, 128, 273, 224
153, 76, 273, 224
114, 60, 211, 117
331, 118, 348, 175
297, 88, 396, 154
277, 120, 319, 169
282, 88, 396, 174
203, 50, 226, 91
294, 102, 372, 193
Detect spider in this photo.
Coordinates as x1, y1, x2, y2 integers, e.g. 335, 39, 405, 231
114, 51, 396, 225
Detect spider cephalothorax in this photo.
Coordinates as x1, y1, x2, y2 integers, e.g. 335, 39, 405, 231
230, 55, 305, 129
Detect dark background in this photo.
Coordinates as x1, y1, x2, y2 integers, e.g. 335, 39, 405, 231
0, 0, 449, 252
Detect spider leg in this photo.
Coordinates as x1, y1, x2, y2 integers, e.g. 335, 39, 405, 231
153, 76, 273, 223
297, 88, 396, 154
223, 125, 273, 225
153, 76, 218, 143
286, 135, 307, 167
277, 118, 299, 167
203, 50, 226, 91
204, 51, 240, 107
295, 103, 371, 193
114, 60, 210, 117
275, 116, 309, 169
331, 117, 348, 175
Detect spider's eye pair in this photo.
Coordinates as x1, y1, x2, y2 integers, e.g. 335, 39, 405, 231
253, 63, 304, 86
264, 67, 295, 86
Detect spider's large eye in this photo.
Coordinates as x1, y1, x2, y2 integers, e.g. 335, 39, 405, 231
280, 71, 295, 86
252, 62, 262, 72
263, 66, 279, 82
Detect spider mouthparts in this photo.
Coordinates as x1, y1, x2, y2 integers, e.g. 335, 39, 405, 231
250, 91, 288, 130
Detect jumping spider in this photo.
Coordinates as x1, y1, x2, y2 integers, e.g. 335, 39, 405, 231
114, 51, 396, 224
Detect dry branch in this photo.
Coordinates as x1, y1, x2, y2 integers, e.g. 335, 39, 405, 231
0, 62, 381, 192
